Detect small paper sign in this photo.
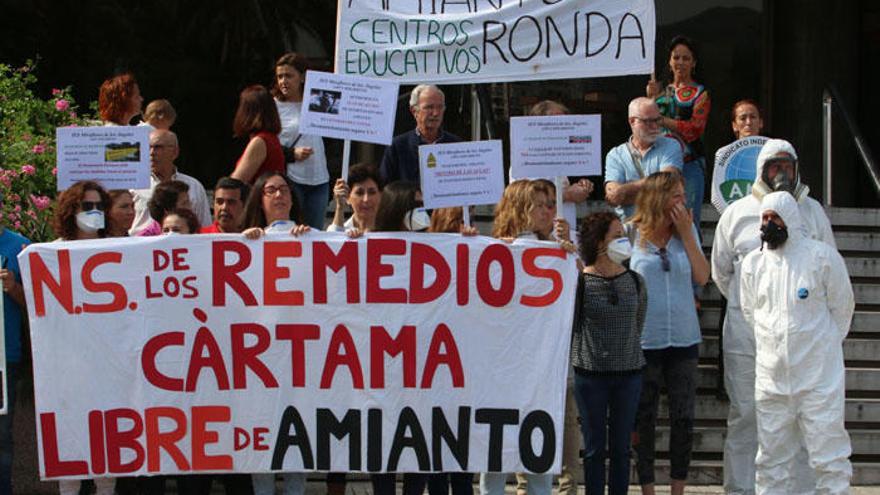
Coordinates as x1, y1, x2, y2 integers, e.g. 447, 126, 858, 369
510, 115, 602, 178
299, 71, 399, 145
419, 140, 505, 209
56, 126, 150, 191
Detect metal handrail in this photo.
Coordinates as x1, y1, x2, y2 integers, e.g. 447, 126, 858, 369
822, 84, 880, 206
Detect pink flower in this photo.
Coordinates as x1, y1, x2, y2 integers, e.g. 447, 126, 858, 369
13, 205, 21, 213
26, 209, 37, 219
55, 99, 70, 111
32, 144, 46, 154
21, 164, 36, 175
9, 193, 20, 203
51, 167, 58, 176
13, 221, 21, 229
69, 111, 77, 119
52, 88, 62, 96
30, 194, 51, 211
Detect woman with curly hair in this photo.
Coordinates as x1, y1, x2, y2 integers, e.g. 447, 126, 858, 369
231, 85, 285, 184
98, 72, 143, 126
628, 171, 709, 495
52, 181, 115, 495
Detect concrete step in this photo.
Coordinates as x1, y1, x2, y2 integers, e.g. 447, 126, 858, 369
647, 460, 880, 485
657, 395, 880, 425
701, 229, 880, 254
699, 308, 880, 335
698, 205, 880, 229
653, 427, 880, 457
697, 336, 880, 364
698, 282, 880, 305
695, 365, 880, 394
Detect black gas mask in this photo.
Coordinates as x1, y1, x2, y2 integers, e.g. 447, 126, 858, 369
762, 157, 797, 194
760, 220, 788, 250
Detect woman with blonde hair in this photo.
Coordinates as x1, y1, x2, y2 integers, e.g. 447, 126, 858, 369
480, 179, 572, 495
628, 171, 709, 495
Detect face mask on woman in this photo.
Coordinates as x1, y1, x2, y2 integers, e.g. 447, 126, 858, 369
606, 237, 633, 265
76, 210, 105, 233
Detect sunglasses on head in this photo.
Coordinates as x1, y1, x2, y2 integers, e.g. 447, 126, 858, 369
80, 201, 104, 211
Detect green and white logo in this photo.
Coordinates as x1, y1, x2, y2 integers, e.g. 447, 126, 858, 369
711, 136, 768, 213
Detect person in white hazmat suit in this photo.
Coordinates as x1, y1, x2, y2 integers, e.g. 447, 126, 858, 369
740, 191, 854, 494
711, 138, 835, 494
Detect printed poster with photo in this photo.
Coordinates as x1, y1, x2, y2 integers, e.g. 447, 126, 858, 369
56, 126, 151, 190
299, 71, 399, 145
509, 115, 602, 179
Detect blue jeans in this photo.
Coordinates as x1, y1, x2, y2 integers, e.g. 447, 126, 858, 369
682, 158, 705, 229
292, 182, 330, 230
0, 364, 17, 495
572, 371, 642, 495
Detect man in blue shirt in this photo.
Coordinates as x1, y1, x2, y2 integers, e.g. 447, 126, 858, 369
379, 84, 461, 185
604, 97, 684, 219
0, 218, 29, 495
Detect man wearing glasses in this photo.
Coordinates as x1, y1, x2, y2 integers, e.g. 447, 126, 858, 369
605, 97, 684, 220
129, 129, 212, 234
379, 84, 461, 184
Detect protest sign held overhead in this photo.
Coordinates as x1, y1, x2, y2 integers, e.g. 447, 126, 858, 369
55, 126, 151, 191
510, 114, 602, 179
419, 140, 505, 209
19, 233, 577, 479
299, 71, 399, 145
336, 0, 655, 84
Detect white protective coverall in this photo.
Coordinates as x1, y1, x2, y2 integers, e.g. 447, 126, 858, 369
740, 191, 854, 495
711, 139, 835, 494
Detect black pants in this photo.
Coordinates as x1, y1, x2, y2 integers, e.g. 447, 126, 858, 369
634, 346, 698, 484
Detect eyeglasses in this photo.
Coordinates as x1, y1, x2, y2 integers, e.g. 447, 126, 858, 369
263, 185, 290, 196
80, 201, 104, 211
634, 116, 663, 126
657, 247, 671, 272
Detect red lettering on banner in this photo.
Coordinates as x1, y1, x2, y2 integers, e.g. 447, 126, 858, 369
409, 243, 450, 303
153, 248, 190, 271
105, 408, 145, 473
264, 241, 304, 306
142, 332, 185, 391
81, 252, 127, 313
276, 324, 320, 387
456, 244, 470, 305
191, 406, 232, 470
211, 241, 257, 306
186, 328, 231, 391
370, 325, 416, 388
320, 324, 364, 388
145, 407, 190, 471
28, 250, 74, 317
88, 410, 106, 474
40, 412, 89, 476
312, 241, 360, 303
231, 323, 279, 388
475, 244, 515, 307
366, 238, 407, 303
421, 323, 465, 388
520, 247, 566, 307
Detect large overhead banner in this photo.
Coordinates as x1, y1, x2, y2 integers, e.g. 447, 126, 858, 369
336, 0, 655, 84
19, 233, 577, 480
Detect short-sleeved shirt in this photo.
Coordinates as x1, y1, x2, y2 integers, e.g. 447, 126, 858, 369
604, 136, 683, 219
130, 169, 213, 235
1, 228, 29, 363
379, 129, 461, 184
629, 225, 702, 350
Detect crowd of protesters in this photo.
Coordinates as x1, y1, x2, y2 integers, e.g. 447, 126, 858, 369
0, 36, 855, 495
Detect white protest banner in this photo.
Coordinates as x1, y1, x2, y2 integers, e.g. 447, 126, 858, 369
56, 126, 150, 191
19, 233, 577, 480
711, 135, 768, 213
510, 115, 602, 179
336, 0, 655, 84
419, 140, 504, 209
299, 72, 399, 146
